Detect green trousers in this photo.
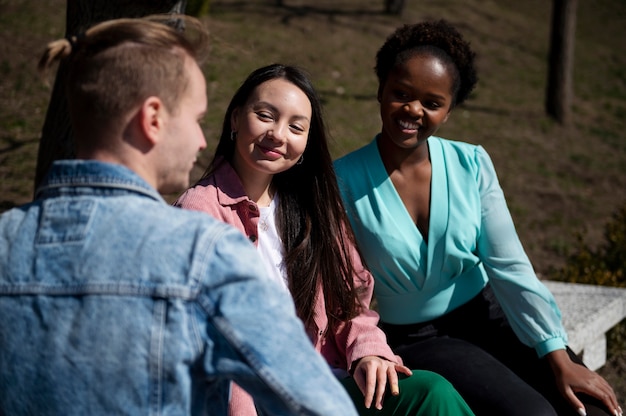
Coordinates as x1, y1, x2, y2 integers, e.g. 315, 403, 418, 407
340, 370, 475, 416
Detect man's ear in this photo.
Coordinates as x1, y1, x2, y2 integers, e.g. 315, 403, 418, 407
139, 96, 166, 145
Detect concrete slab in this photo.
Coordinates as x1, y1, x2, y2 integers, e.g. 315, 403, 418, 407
543, 280, 626, 370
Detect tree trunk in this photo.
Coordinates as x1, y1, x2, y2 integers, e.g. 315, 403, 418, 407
34, 0, 187, 193
545, 0, 577, 125
385, 0, 406, 15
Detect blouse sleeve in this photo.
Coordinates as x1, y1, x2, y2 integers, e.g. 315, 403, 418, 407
475, 145, 568, 357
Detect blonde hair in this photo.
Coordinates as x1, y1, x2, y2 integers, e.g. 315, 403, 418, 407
38, 15, 209, 138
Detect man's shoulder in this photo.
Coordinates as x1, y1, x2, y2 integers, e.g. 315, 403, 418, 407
158, 201, 235, 236
167, 203, 252, 251
0, 201, 40, 238
93, 194, 241, 254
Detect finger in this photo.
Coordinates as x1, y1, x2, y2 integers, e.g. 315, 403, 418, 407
373, 365, 388, 409
604, 383, 620, 416
596, 383, 620, 416
387, 366, 400, 396
593, 387, 619, 416
395, 364, 413, 377
563, 384, 586, 416
352, 367, 372, 409
574, 374, 619, 415
362, 364, 378, 409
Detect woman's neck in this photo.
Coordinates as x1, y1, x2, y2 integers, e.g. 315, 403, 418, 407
249, 183, 274, 207
231, 157, 274, 207
377, 134, 430, 175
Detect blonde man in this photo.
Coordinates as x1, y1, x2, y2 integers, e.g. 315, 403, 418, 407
0, 16, 357, 416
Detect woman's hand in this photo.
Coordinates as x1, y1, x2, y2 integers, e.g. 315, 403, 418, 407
546, 349, 622, 416
352, 355, 413, 410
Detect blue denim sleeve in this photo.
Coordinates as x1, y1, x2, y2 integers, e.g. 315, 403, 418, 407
475, 146, 568, 357
193, 224, 358, 415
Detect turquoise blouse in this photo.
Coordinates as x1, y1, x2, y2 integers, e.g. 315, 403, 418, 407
334, 136, 567, 357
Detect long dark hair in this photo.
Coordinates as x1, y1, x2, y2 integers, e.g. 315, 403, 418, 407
201, 64, 361, 332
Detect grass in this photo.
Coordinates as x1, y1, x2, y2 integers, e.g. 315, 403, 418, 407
198, 0, 626, 279
1, 0, 625, 401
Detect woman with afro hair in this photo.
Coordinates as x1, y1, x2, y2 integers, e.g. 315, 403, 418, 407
335, 19, 621, 416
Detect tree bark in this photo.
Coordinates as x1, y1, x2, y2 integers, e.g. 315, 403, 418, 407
546, 0, 578, 125
384, 0, 406, 15
34, 0, 187, 193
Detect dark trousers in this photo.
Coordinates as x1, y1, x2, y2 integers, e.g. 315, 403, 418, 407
381, 285, 611, 416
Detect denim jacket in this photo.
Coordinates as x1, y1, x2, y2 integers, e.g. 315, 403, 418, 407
0, 160, 357, 416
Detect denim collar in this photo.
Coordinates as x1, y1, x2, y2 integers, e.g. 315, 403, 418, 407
35, 160, 165, 203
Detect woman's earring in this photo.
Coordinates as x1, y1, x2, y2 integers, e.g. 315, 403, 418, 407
230, 131, 237, 141
296, 155, 304, 165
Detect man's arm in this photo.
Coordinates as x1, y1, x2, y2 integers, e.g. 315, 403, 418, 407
196, 225, 358, 416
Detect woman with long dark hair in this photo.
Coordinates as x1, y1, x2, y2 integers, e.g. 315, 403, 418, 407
175, 63, 474, 416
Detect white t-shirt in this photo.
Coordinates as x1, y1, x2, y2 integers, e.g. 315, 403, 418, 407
258, 195, 348, 378
257, 195, 289, 291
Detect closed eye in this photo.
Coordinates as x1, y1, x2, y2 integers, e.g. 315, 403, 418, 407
290, 123, 306, 133
256, 111, 274, 121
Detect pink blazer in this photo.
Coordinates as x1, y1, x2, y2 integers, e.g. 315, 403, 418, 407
174, 160, 401, 415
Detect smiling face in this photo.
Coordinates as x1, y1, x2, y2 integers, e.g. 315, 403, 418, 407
231, 78, 312, 182
378, 53, 454, 152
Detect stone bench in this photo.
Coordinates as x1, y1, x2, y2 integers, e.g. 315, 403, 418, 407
543, 280, 626, 371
